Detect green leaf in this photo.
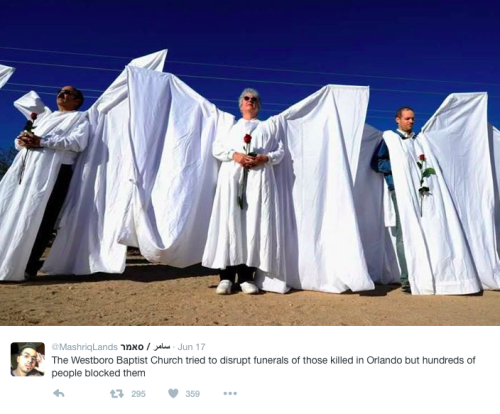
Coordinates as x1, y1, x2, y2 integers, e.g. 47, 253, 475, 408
417, 162, 422, 169
422, 168, 436, 178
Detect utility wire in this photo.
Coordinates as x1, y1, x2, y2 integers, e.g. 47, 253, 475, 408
1, 86, 433, 115
10, 82, 106, 93
0, 59, 122, 72
1, 58, 499, 99
2, 45, 499, 87
0, 88, 100, 99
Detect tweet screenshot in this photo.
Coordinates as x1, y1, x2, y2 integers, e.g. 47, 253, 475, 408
2, 327, 498, 414
2, 1, 500, 413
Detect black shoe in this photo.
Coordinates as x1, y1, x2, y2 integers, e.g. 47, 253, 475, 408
401, 283, 411, 294
24, 271, 37, 281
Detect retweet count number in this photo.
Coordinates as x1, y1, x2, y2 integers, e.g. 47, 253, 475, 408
132, 391, 146, 397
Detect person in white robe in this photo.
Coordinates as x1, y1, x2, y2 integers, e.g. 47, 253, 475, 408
0, 86, 89, 281
371, 107, 415, 293
373, 98, 489, 295
203, 88, 284, 294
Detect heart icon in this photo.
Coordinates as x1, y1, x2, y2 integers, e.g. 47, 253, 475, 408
168, 389, 178, 398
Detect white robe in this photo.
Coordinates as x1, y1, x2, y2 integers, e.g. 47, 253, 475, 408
0, 109, 88, 281
202, 117, 285, 279
0, 64, 15, 89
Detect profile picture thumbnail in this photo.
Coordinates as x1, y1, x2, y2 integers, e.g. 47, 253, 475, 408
11, 343, 45, 377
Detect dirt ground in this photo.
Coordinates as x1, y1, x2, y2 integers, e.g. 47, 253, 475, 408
1, 256, 499, 326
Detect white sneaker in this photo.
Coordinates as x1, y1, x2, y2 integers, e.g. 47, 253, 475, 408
216, 280, 233, 295
240, 281, 259, 295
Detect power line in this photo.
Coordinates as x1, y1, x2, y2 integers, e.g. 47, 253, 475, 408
2, 89, 500, 123
0, 88, 100, 99
1, 58, 499, 99
10, 82, 106, 93
3, 82, 436, 114
2, 45, 500, 87
0, 46, 133, 60
0, 59, 121, 73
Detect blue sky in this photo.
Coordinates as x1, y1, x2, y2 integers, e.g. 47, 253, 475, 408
0, 0, 499, 148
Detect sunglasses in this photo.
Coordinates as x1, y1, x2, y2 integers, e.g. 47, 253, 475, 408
57, 89, 74, 97
243, 96, 258, 103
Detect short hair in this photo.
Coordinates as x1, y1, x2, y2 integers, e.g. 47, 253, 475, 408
73, 87, 84, 110
239, 88, 261, 111
18, 343, 37, 356
395, 107, 415, 118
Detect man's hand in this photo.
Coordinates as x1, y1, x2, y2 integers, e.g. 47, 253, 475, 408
34, 352, 45, 373
18, 131, 42, 148
253, 154, 269, 166
17, 138, 28, 147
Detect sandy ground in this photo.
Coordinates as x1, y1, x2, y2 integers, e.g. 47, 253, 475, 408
1, 255, 499, 326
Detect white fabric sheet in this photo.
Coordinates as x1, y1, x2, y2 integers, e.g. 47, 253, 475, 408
353, 124, 399, 284
0, 109, 88, 281
13, 91, 51, 121
257, 85, 375, 293
489, 124, 500, 257
43, 51, 167, 275
118, 67, 235, 266
420, 94, 500, 290
0, 64, 15, 89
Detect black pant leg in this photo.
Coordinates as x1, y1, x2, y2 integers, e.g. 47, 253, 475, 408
237, 264, 256, 284
25, 165, 73, 275
220, 266, 237, 283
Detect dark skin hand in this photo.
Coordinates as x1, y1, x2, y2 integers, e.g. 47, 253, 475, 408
17, 131, 41, 148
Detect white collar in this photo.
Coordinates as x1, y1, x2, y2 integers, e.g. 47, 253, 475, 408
239, 117, 259, 123
397, 129, 415, 139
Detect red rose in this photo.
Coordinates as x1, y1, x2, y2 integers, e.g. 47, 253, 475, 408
244, 134, 252, 144
30, 112, 38, 121
419, 154, 426, 161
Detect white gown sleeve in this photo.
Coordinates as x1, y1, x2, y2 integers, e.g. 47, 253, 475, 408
14, 139, 23, 151
40, 117, 90, 153
263, 114, 286, 166
212, 115, 235, 161
267, 138, 284, 165
212, 137, 235, 162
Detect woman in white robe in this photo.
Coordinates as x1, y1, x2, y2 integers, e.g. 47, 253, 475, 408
202, 88, 284, 294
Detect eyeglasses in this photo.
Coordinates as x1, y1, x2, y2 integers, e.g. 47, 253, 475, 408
243, 96, 258, 103
57, 89, 74, 97
20, 352, 37, 363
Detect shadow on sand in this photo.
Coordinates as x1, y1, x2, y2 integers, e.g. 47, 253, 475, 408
18, 260, 215, 286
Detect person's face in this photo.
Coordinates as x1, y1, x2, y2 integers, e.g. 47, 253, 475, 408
16, 348, 37, 374
240, 94, 259, 117
396, 110, 415, 133
56, 86, 81, 111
